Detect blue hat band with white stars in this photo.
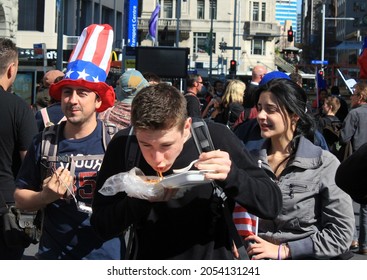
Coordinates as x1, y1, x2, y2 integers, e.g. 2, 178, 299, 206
65, 60, 107, 84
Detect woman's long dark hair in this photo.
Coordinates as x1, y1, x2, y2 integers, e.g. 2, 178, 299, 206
254, 78, 316, 154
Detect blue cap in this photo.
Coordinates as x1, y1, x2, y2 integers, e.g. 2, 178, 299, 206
259, 71, 290, 86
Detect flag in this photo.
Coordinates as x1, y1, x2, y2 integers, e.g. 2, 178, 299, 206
233, 203, 258, 237
358, 36, 367, 79
204, 31, 213, 55
336, 68, 357, 95
148, 4, 160, 42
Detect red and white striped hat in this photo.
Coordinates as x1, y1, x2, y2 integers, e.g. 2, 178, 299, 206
49, 24, 115, 112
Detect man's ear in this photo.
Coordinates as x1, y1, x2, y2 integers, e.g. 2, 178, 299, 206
184, 117, 192, 137
95, 94, 103, 110
7, 63, 16, 80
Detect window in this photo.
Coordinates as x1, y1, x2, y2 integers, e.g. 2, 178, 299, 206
194, 32, 216, 54
197, 0, 204, 19
18, 0, 45, 31
251, 39, 265, 55
163, 0, 173, 18
253, 2, 259, 21
261, 3, 266, 22
209, 0, 217, 20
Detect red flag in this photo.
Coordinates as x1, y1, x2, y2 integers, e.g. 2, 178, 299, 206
358, 37, 367, 79
233, 203, 258, 237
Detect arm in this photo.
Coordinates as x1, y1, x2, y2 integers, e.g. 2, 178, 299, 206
288, 153, 354, 259
204, 123, 282, 219
201, 98, 216, 118
15, 167, 73, 211
339, 111, 356, 144
14, 136, 72, 211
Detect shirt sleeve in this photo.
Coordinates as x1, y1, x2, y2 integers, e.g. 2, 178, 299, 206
17, 100, 38, 151
15, 133, 42, 191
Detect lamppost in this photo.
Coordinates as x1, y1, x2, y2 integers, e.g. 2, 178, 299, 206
321, 3, 354, 62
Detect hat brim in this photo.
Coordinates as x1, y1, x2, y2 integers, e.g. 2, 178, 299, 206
49, 79, 115, 112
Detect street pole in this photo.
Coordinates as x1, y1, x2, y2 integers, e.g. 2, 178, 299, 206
321, 3, 325, 62
176, 0, 181, 47
232, 0, 237, 61
321, 3, 354, 63
209, 0, 214, 82
56, 0, 64, 71
231, 0, 237, 79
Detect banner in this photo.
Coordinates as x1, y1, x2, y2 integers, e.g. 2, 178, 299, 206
358, 36, 367, 79
126, 0, 138, 47
148, 4, 161, 42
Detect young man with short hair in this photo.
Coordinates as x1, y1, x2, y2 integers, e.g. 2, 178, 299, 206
14, 24, 123, 259
91, 83, 282, 260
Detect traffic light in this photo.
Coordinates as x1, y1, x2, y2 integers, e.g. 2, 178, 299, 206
219, 41, 227, 51
230, 59, 237, 75
287, 29, 294, 42
318, 69, 324, 77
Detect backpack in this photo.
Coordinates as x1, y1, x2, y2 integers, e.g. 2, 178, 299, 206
320, 119, 352, 161
31, 121, 118, 243
40, 121, 117, 181
124, 118, 249, 260
40, 106, 67, 128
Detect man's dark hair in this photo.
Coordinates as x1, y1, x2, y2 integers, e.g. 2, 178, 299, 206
289, 72, 302, 86
143, 72, 161, 84
0, 38, 18, 76
132, 83, 188, 131
186, 74, 201, 88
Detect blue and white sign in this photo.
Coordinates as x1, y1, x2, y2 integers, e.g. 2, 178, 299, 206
127, 0, 138, 47
311, 60, 329, 65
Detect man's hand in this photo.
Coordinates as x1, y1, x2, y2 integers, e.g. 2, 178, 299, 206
41, 167, 73, 204
195, 150, 231, 181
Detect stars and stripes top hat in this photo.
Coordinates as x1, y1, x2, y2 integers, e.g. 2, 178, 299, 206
49, 24, 115, 112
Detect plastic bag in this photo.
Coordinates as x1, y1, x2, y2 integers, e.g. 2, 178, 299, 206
99, 168, 188, 201
98, 168, 164, 200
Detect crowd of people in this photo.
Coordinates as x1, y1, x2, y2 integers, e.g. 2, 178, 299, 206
1, 24, 367, 260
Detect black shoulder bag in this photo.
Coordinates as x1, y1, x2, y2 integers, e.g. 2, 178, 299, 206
191, 119, 249, 260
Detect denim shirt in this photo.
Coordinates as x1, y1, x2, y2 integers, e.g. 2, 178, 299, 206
251, 136, 354, 259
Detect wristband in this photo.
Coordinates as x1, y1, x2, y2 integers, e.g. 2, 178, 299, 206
278, 243, 283, 260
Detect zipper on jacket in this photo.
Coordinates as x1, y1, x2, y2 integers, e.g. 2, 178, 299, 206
289, 184, 294, 199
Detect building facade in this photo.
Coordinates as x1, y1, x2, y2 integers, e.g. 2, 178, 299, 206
138, 0, 280, 76
275, 0, 298, 42
0, 0, 284, 78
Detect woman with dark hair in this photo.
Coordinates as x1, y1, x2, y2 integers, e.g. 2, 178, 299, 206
244, 78, 354, 260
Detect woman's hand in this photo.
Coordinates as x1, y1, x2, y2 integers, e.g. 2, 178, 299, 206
245, 235, 281, 260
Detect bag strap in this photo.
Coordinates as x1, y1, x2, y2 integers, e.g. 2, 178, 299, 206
102, 121, 118, 151
125, 126, 141, 170
190, 118, 249, 260
40, 107, 67, 127
41, 124, 62, 168
122, 126, 141, 259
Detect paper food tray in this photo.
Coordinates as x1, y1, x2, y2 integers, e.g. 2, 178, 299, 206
156, 171, 212, 189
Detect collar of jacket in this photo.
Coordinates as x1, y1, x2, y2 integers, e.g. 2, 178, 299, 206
256, 136, 323, 171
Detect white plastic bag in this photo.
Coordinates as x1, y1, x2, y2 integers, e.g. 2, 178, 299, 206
98, 167, 164, 200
